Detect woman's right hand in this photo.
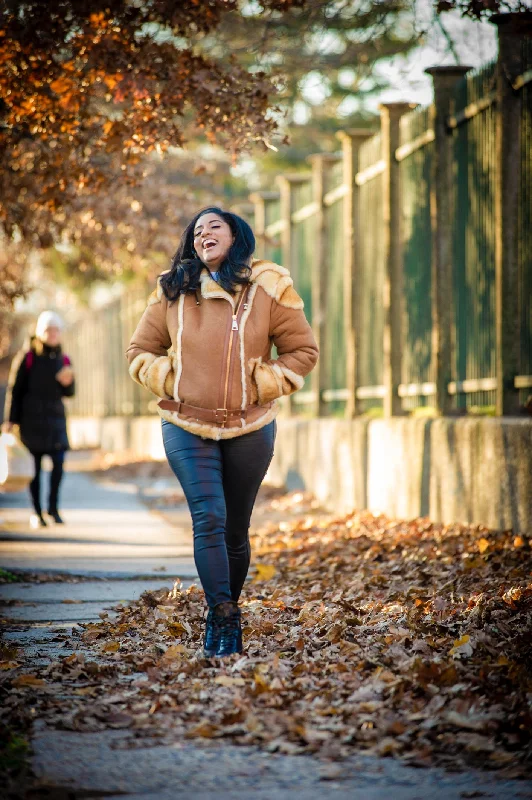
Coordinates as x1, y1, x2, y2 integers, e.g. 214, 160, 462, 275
2, 422, 14, 433
56, 365, 74, 387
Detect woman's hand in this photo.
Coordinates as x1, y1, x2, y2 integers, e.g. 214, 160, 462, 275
2, 422, 14, 433
56, 366, 74, 387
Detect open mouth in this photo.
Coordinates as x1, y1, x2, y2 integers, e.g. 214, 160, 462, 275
203, 239, 218, 251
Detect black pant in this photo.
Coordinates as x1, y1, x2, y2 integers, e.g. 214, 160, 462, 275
162, 419, 276, 608
29, 451, 65, 515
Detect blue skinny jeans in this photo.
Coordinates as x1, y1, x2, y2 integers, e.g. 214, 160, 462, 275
162, 419, 276, 608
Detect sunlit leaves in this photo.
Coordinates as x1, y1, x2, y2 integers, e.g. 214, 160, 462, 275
0, 0, 297, 250
5, 496, 531, 776
435, 0, 530, 18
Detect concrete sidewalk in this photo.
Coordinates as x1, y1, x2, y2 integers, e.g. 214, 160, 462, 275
0, 462, 196, 657
0, 465, 196, 578
2, 463, 530, 800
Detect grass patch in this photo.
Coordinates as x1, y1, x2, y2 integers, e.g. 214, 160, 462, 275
0, 569, 24, 584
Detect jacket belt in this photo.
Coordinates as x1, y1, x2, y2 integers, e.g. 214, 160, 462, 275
157, 399, 248, 425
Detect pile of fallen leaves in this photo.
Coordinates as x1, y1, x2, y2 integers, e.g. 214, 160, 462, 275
3, 508, 532, 778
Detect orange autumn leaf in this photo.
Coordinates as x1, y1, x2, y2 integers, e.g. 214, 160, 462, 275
12, 674, 46, 687
102, 641, 120, 652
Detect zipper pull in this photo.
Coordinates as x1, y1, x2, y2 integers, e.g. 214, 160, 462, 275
232, 316, 238, 331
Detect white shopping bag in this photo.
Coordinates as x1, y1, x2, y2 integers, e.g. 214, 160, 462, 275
0, 432, 33, 493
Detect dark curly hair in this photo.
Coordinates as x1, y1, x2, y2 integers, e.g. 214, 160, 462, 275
159, 207, 255, 301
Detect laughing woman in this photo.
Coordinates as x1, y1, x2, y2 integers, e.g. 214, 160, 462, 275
126, 207, 318, 658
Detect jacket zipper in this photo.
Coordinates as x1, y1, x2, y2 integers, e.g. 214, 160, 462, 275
221, 286, 249, 424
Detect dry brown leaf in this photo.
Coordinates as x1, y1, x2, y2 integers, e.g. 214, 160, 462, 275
213, 675, 246, 687
102, 641, 121, 653
12, 674, 46, 687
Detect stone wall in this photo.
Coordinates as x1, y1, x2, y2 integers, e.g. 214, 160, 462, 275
68, 415, 532, 532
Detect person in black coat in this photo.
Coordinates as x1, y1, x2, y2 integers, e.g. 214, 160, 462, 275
3, 311, 75, 528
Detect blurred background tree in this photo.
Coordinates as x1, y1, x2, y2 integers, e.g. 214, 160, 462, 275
212, 0, 418, 171
1, 0, 528, 346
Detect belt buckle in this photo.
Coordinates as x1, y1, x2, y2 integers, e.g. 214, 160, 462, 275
215, 408, 228, 425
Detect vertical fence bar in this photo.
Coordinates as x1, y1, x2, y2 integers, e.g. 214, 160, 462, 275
276, 176, 293, 282
307, 154, 340, 417
492, 13, 532, 415
276, 174, 310, 284
517, 36, 532, 406
381, 103, 413, 417
308, 155, 327, 417
426, 67, 472, 415
249, 192, 267, 259
356, 132, 384, 412
398, 106, 435, 412
337, 129, 373, 417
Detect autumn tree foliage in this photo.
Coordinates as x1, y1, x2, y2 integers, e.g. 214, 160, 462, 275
0, 0, 305, 249
213, 0, 418, 170
435, 0, 530, 17
2, 0, 529, 320
40, 151, 247, 294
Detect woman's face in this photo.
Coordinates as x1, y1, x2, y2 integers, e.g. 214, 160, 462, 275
41, 326, 61, 347
193, 212, 234, 270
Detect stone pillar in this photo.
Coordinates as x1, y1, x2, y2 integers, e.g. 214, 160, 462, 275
491, 12, 532, 414
336, 129, 373, 417
380, 103, 413, 417
425, 66, 472, 416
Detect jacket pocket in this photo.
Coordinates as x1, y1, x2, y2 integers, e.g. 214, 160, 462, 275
248, 357, 283, 405
129, 352, 175, 398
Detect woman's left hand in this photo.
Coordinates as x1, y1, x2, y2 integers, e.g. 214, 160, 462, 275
56, 366, 74, 387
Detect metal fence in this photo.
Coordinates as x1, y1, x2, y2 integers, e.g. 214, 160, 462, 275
63, 17, 532, 420
451, 61, 498, 412
64, 283, 155, 418
357, 132, 385, 413
250, 21, 532, 418
399, 106, 434, 412
518, 37, 532, 409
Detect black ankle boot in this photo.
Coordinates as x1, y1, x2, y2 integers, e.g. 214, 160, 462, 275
203, 608, 221, 657
214, 602, 242, 657
30, 513, 47, 529
48, 510, 64, 524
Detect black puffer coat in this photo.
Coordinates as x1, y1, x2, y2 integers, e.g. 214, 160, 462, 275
5, 338, 75, 454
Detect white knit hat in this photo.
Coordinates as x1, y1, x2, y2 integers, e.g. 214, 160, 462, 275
35, 311, 64, 340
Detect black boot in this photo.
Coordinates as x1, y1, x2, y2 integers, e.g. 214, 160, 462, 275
47, 509, 64, 524
203, 608, 221, 657
214, 601, 242, 657
29, 483, 46, 529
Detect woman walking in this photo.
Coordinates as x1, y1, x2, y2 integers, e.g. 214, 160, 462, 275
3, 311, 75, 527
127, 207, 318, 658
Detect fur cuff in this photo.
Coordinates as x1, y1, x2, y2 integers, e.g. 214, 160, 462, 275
271, 362, 305, 394
146, 355, 175, 398
249, 357, 304, 404
129, 352, 174, 398
129, 352, 157, 389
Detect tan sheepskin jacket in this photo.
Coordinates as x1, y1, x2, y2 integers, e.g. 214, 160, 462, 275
126, 259, 319, 440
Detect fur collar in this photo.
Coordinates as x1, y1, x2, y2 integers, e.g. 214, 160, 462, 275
150, 258, 303, 310
199, 259, 303, 310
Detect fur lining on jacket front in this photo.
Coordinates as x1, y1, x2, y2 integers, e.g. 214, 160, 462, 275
126, 259, 318, 441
